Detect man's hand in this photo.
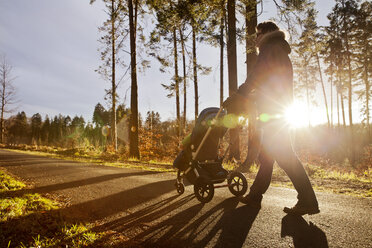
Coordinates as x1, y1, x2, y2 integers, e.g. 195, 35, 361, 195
223, 93, 252, 115
222, 95, 235, 109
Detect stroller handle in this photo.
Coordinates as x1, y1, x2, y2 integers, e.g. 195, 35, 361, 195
192, 106, 224, 160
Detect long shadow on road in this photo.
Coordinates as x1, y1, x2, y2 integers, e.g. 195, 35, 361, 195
0, 177, 177, 247
0, 170, 160, 199
98, 196, 260, 248
0, 151, 77, 166
57, 178, 177, 221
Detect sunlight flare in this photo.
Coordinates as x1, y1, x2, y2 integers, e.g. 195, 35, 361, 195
285, 103, 309, 128
284, 102, 326, 128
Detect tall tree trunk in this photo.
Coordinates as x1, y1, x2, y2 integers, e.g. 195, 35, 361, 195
337, 91, 340, 129
305, 69, 311, 128
219, 0, 225, 107
364, 55, 370, 138
242, 0, 257, 168
344, 18, 353, 128
245, 1, 257, 75
340, 92, 346, 127
0, 79, 5, 143
316, 53, 330, 128
192, 25, 198, 121
173, 28, 180, 138
111, 0, 118, 152
345, 34, 354, 164
227, 0, 239, 160
129, 0, 139, 158
180, 27, 187, 133
341, 0, 355, 165
330, 64, 334, 128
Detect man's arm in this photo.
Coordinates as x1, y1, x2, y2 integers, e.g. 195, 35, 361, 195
236, 51, 268, 98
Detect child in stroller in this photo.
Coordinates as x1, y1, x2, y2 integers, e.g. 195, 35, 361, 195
173, 107, 248, 203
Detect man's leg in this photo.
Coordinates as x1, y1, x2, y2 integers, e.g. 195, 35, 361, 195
274, 135, 319, 215
240, 147, 274, 206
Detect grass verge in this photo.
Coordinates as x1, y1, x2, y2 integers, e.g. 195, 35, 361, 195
0, 169, 103, 248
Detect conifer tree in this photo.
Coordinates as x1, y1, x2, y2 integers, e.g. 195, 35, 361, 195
31, 113, 42, 145
354, 1, 372, 137
293, 6, 319, 127
91, 0, 126, 152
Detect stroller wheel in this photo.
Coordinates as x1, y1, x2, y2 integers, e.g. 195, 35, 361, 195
176, 182, 185, 195
228, 171, 248, 196
194, 177, 214, 203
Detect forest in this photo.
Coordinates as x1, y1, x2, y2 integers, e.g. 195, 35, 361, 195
0, 0, 371, 172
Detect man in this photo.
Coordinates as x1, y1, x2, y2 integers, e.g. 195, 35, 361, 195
223, 21, 319, 215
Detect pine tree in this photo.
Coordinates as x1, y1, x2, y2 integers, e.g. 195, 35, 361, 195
91, 0, 127, 152
293, 6, 319, 127
354, 1, 372, 137
147, 0, 182, 139
31, 113, 42, 145
41, 115, 50, 145
128, 0, 140, 159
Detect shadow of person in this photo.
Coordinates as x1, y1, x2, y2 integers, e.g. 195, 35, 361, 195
127, 197, 260, 248
281, 214, 328, 248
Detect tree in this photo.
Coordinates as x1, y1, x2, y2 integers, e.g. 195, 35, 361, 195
219, 0, 227, 107
302, 6, 331, 128
179, 24, 187, 132
0, 54, 17, 144
188, 1, 211, 122
31, 113, 42, 145
9, 111, 28, 144
354, 1, 372, 137
293, 7, 319, 127
145, 111, 161, 131
41, 115, 50, 145
128, 0, 140, 158
323, 15, 346, 128
147, 0, 181, 139
91, 0, 127, 152
226, 0, 241, 160
328, 0, 359, 127
327, 0, 359, 164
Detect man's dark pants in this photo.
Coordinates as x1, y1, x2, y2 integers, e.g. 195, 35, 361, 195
249, 119, 318, 207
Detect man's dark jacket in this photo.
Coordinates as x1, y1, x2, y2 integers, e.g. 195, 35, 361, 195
237, 30, 293, 115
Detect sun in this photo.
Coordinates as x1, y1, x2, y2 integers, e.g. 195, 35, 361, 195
285, 103, 309, 128
284, 101, 326, 128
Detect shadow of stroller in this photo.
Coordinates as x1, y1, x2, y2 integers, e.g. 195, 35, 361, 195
281, 214, 328, 248
125, 197, 260, 248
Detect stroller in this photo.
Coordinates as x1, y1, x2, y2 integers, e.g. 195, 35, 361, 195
173, 107, 248, 203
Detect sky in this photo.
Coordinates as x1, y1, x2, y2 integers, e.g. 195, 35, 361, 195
0, 0, 340, 125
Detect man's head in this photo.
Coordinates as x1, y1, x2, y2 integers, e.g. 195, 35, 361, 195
256, 21, 280, 45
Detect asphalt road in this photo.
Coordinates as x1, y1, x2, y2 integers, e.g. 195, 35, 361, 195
1, 149, 371, 247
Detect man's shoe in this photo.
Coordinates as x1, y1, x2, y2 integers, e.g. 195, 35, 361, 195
239, 194, 262, 209
283, 202, 320, 215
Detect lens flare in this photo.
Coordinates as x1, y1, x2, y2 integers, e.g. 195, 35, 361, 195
102, 125, 110, 137
259, 113, 270, 122
223, 114, 239, 128
285, 103, 309, 128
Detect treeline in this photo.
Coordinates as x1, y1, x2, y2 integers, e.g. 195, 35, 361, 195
3, 103, 372, 168
2, 103, 191, 161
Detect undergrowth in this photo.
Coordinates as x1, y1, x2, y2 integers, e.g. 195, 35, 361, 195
0, 169, 102, 248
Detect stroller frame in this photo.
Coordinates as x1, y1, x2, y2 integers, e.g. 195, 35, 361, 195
175, 107, 248, 203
